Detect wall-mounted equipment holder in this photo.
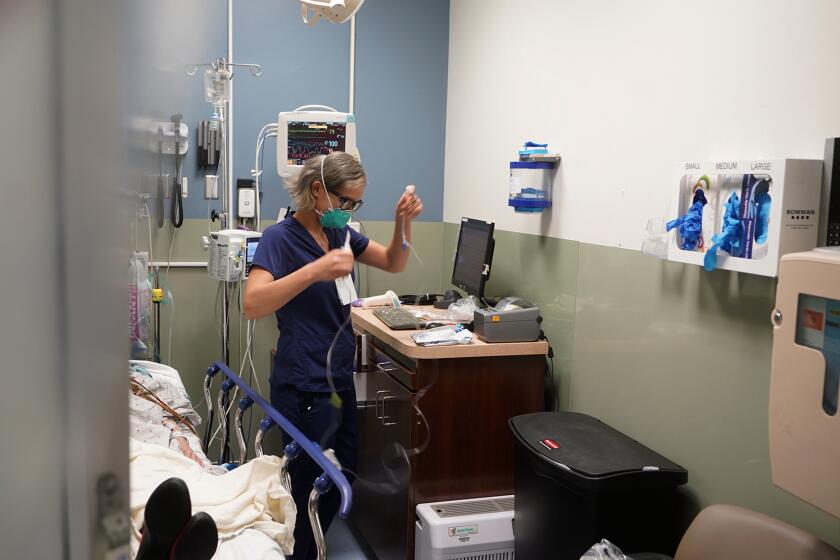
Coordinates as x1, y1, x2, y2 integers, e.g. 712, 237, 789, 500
148, 121, 189, 155
198, 120, 222, 168
667, 159, 822, 277
508, 141, 560, 214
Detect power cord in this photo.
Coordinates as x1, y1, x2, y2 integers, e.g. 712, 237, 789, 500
540, 330, 560, 411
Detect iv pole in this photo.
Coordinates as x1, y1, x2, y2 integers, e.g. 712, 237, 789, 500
186, 0, 359, 465
185, 20, 262, 463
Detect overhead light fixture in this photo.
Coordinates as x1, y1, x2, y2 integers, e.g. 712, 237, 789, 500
299, 0, 365, 25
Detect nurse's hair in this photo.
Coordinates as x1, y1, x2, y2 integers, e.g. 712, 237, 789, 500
284, 152, 366, 211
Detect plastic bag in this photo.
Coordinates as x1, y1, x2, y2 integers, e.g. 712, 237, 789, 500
641, 218, 669, 260
580, 539, 629, 560
442, 295, 480, 322
129, 251, 152, 359
410, 325, 473, 347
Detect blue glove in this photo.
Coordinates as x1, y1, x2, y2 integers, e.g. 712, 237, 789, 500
667, 189, 707, 251
523, 141, 548, 149
754, 183, 772, 244
704, 192, 742, 272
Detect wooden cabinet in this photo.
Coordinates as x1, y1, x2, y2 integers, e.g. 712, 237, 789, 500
350, 308, 548, 560
354, 350, 413, 560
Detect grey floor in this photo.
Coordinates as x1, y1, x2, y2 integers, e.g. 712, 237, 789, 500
324, 518, 377, 559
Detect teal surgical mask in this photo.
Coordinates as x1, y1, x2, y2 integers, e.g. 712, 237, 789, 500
318, 208, 351, 229
317, 154, 352, 229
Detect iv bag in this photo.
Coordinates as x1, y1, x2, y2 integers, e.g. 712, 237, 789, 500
129, 252, 152, 359
204, 67, 231, 104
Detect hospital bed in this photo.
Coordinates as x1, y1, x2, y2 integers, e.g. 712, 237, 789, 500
205, 361, 353, 556
129, 360, 353, 559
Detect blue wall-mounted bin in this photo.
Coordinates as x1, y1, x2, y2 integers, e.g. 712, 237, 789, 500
509, 161, 555, 213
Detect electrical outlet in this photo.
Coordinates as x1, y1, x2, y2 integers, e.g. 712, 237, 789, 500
238, 188, 255, 218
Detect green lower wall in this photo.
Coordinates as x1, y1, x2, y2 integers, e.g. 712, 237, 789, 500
355, 221, 445, 298
146, 219, 443, 457
440, 223, 579, 409
441, 222, 840, 548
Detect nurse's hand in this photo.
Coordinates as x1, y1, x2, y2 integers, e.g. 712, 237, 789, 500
312, 248, 355, 281
395, 185, 423, 221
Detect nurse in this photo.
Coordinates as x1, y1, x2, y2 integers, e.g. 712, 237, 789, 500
244, 151, 422, 559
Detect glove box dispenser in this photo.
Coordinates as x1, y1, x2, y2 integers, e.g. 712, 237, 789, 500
667, 159, 822, 277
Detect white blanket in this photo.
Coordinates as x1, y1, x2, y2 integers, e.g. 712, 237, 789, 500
215, 529, 286, 560
129, 438, 295, 556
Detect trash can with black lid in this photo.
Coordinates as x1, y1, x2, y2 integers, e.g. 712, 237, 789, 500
509, 412, 688, 560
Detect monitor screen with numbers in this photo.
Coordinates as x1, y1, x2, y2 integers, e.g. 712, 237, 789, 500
277, 110, 357, 177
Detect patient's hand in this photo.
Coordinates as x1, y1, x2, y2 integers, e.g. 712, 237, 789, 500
175, 436, 204, 467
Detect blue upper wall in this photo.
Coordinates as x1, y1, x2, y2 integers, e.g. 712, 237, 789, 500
230, 0, 349, 222
215, 0, 450, 222
353, 0, 449, 222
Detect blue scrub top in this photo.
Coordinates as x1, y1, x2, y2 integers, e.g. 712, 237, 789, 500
251, 216, 369, 392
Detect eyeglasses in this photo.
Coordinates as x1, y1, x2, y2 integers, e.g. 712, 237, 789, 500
327, 188, 364, 213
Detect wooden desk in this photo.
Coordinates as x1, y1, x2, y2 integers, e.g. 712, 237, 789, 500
350, 307, 548, 560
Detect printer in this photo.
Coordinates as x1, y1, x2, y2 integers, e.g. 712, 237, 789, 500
474, 297, 542, 343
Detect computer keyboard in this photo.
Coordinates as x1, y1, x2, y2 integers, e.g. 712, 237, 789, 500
372, 307, 427, 330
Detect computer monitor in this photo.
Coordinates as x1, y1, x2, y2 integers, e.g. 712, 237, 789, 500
452, 218, 495, 299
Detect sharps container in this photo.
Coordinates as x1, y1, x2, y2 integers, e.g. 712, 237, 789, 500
509, 161, 554, 213
509, 412, 688, 559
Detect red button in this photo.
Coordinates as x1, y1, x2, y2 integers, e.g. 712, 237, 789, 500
540, 438, 560, 450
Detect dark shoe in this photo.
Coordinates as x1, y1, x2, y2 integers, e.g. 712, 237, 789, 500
136, 478, 192, 560
170, 512, 218, 560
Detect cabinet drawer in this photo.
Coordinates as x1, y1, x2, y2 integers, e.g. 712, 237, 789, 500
354, 348, 415, 560
370, 343, 417, 391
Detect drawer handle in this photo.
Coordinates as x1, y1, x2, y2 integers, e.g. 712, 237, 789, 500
375, 390, 388, 420
381, 395, 398, 426
375, 361, 398, 374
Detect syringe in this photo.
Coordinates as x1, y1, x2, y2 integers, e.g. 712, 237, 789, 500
402, 184, 415, 250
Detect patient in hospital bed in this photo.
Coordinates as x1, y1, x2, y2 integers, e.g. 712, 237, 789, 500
129, 362, 221, 472
129, 361, 296, 559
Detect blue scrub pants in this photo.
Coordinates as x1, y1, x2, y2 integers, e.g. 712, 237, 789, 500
270, 384, 358, 560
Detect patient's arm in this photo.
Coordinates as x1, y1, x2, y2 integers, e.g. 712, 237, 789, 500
162, 417, 204, 467
174, 436, 203, 466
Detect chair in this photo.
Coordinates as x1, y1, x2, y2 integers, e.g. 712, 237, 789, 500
672, 504, 840, 560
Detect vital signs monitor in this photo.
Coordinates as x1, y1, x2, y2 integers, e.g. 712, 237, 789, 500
277, 110, 357, 176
